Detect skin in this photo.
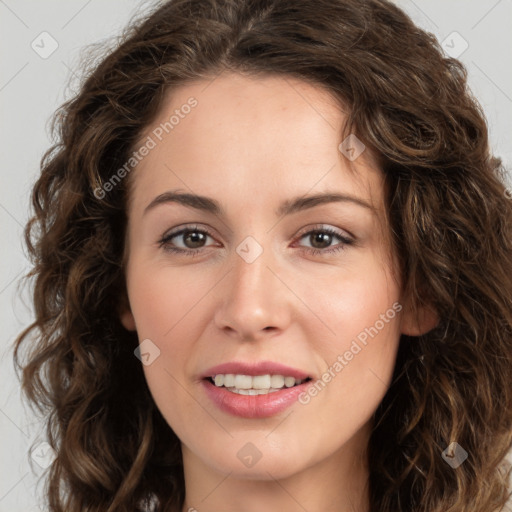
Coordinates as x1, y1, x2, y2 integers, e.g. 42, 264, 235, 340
120, 71, 437, 512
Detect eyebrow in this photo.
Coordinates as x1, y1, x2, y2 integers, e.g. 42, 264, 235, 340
143, 190, 376, 217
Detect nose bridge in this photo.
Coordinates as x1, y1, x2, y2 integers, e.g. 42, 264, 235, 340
214, 235, 290, 337
232, 240, 271, 299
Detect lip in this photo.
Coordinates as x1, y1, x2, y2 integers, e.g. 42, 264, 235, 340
199, 360, 311, 380
202, 378, 313, 418
199, 360, 313, 419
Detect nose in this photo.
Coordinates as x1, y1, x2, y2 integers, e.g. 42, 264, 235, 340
213, 241, 293, 341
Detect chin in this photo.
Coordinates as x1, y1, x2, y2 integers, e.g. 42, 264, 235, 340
195, 439, 310, 480
215, 456, 305, 481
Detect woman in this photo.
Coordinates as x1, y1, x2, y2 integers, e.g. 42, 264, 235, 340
14, 0, 512, 510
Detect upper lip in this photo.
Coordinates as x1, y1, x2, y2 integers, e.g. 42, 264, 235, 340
200, 361, 311, 380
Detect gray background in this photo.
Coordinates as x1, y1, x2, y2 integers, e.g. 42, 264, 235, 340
1, 1, 511, 510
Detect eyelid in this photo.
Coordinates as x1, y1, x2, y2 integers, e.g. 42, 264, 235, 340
294, 223, 354, 242
159, 224, 218, 247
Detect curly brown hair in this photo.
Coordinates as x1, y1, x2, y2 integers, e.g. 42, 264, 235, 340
13, 0, 512, 510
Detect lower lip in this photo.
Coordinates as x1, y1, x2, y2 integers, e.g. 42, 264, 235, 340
202, 378, 312, 418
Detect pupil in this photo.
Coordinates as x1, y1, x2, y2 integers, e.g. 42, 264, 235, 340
186, 231, 205, 248
312, 232, 331, 249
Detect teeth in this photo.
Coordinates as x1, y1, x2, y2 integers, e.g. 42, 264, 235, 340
230, 388, 280, 395
271, 375, 284, 388
252, 374, 271, 389
211, 373, 306, 394
224, 374, 235, 387
234, 374, 253, 389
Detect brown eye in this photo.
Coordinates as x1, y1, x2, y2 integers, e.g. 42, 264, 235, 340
180, 230, 208, 249
296, 226, 354, 255
308, 231, 334, 249
158, 225, 216, 255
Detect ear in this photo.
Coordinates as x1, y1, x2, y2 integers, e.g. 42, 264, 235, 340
118, 293, 137, 331
400, 299, 439, 337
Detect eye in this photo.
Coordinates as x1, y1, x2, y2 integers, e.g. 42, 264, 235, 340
158, 225, 217, 256
157, 224, 355, 257
294, 225, 354, 255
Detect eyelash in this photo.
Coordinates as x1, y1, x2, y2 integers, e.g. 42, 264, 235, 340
157, 224, 354, 257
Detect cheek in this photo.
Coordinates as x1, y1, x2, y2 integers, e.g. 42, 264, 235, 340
126, 262, 208, 397
128, 260, 208, 339
300, 253, 402, 403
301, 253, 400, 348
128, 267, 205, 439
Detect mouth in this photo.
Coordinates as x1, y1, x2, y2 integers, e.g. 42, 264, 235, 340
201, 373, 314, 418
199, 361, 314, 417
204, 374, 313, 395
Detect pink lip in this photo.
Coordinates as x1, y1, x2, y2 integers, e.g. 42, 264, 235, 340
200, 360, 311, 380
199, 360, 313, 419
202, 379, 312, 418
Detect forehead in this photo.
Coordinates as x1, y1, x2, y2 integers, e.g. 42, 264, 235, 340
129, 72, 384, 216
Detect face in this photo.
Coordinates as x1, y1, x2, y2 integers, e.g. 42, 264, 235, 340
120, 71, 434, 483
